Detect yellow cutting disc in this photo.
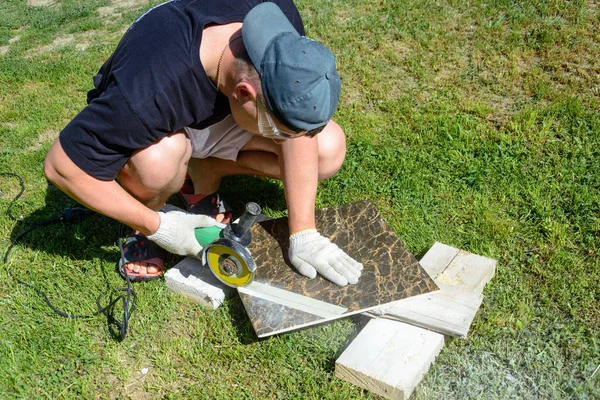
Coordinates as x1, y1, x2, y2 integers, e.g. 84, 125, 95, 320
202, 239, 255, 287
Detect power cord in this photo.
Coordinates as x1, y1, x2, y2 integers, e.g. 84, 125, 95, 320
1, 172, 136, 341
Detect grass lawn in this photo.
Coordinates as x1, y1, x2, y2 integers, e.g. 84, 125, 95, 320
1, 0, 599, 398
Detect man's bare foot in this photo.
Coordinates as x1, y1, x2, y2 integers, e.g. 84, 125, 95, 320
118, 233, 164, 282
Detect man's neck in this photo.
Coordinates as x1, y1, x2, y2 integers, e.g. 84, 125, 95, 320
200, 22, 243, 90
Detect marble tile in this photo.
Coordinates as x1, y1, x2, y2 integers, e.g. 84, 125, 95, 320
239, 200, 438, 337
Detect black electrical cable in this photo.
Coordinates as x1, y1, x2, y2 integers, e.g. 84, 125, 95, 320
1, 172, 136, 341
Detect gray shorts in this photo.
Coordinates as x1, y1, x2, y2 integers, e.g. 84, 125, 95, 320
184, 115, 254, 161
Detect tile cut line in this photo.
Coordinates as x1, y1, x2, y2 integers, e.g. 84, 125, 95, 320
238, 281, 347, 318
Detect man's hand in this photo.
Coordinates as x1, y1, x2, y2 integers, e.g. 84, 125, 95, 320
288, 229, 363, 286
147, 208, 216, 258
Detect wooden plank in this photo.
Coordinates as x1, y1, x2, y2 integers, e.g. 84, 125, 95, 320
335, 318, 445, 400
336, 243, 497, 399
370, 287, 482, 338
367, 243, 496, 338
418, 241, 459, 279
436, 250, 497, 294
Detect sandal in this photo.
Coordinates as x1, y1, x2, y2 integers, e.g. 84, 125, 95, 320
118, 234, 165, 282
178, 177, 232, 224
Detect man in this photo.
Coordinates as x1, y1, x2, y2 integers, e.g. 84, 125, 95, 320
44, 0, 363, 286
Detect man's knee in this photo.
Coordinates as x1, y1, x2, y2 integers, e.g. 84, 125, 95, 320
118, 132, 191, 196
317, 120, 346, 180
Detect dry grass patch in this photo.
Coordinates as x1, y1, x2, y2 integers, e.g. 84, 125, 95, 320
0, 174, 24, 200
98, 0, 148, 19
27, 129, 59, 151
27, 0, 57, 7
1, 28, 26, 55
25, 30, 100, 57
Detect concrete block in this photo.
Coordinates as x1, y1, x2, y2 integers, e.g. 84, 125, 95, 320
165, 257, 235, 309
335, 318, 445, 400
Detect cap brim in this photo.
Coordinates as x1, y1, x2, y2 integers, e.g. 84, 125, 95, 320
242, 2, 300, 70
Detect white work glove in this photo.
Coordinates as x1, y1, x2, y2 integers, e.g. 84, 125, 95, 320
147, 208, 216, 258
288, 229, 363, 286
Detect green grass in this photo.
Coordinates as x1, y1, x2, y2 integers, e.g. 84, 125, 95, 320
1, 0, 599, 398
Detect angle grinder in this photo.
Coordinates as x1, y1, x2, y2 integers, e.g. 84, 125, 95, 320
196, 202, 261, 287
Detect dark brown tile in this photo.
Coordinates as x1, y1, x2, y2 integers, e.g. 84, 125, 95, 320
240, 200, 438, 337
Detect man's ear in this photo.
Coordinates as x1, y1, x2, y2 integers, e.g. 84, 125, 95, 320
233, 81, 257, 102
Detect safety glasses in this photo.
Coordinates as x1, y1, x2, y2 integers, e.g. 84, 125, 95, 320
256, 96, 308, 139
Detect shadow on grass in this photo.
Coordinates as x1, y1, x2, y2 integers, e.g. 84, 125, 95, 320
224, 295, 262, 345
218, 175, 287, 217
6, 176, 286, 262
5, 181, 119, 262
3, 180, 138, 341
4, 175, 287, 341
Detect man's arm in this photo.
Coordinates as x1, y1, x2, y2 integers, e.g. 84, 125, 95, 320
278, 135, 319, 234
279, 134, 363, 286
44, 139, 160, 235
45, 139, 216, 258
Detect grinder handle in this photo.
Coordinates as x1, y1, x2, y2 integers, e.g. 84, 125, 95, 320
233, 202, 262, 239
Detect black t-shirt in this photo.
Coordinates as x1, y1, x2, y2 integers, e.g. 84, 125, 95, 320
59, 0, 304, 180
